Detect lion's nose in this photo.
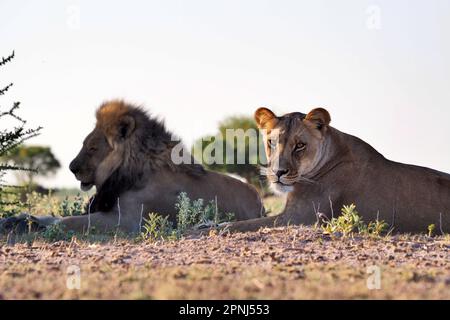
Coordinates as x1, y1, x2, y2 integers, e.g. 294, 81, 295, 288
275, 169, 289, 178
69, 160, 79, 174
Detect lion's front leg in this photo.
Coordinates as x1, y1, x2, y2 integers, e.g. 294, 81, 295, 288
58, 211, 138, 234
0, 213, 61, 235
226, 214, 290, 232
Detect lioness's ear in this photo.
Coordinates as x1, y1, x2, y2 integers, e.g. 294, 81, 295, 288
304, 108, 331, 130
254, 107, 277, 129
118, 115, 136, 139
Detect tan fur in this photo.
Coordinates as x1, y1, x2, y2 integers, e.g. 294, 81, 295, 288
227, 107, 450, 234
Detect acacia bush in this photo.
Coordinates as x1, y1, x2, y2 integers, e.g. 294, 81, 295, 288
0, 51, 42, 218
192, 115, 268, 193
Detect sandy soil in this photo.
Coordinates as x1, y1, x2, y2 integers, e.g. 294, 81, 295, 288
0, 226, 448, 299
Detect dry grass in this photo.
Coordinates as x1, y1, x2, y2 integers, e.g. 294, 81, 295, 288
0, 225, 448, 299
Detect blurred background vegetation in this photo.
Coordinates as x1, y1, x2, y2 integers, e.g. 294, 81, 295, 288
3, 145, 60, 187
192, 115, 269, 194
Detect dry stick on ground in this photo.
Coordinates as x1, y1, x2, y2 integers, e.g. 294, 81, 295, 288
312, 201, 317, 224
138, 204, 144, 232
387, 206, 397, 236
116, 197, 121, 227
6, 231, 15, 246
114, 197, 121, 241
328, 195, 334, 219
215, 195, 218, 224
27, 216, 32, 234
86, 195, 95, 235
312, 201, 324, 225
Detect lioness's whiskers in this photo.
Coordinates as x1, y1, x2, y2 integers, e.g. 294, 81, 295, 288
259, 167, 269, 176
260, 165, 316, 185
296, 176, 316, 184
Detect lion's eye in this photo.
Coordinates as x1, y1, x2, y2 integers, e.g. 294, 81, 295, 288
88, 147, 97, 153
295, 142, 306, 151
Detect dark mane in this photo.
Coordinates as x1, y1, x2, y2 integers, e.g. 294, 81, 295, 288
89, 101, 205, 213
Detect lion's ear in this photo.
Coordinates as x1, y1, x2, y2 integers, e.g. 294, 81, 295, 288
254, 107, 277, 129
304, 108, 331, 130
118, 115, 136, 139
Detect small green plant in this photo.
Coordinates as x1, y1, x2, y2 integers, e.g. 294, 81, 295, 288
17, 190, 89, 217
140, 192, 235, 242
175, 192, 234, 235
140, 213, 174, 241
321, 204, 364, 236
41, 223, 74, 242
366, 219, 389, 236
59, 193, 86, 217
427, 224, 436, 237
321, 204, 387, 237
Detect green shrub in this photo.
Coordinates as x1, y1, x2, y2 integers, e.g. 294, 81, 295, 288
140, 192, 235, 241
140, 213, 174, 241
321, 204, 388, 237
365, 219, 389, 236
41, 223, 74, 242
59, 193, 86, 217
192, 115, 268, 194
20, 190, 88, 217
175, 192, 234, 235
427, 224, 436, 237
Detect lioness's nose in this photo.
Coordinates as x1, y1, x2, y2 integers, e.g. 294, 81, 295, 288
275, 169, 289, 178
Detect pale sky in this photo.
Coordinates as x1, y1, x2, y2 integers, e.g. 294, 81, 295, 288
1, 0, 449, 188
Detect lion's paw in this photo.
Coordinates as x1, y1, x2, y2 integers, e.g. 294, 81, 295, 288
0, 213, 59, 235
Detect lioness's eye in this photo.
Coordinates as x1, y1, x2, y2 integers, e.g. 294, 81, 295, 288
295, 142, 306, 151
267, 139, 277, 148
88, 147, 97, 153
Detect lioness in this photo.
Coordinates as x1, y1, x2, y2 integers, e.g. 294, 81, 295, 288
0, 101, 263, 234
228, 107, 450, 234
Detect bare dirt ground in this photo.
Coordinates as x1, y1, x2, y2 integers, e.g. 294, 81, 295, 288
0, 226, 449, 299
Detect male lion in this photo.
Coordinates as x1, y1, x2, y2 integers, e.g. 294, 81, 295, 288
0, 100, 263, 234
227, 107, 450, 234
